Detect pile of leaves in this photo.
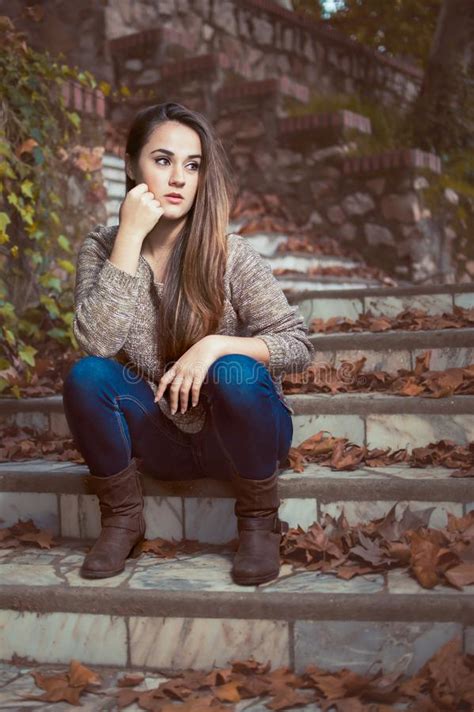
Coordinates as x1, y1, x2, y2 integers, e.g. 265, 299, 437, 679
0, 422, 81, 463
309, 305, 474, 334
3, 506, 474, 592
14, 637, 474, 710
280, 506, 474, 591
0, 518, 55, 549
282, 350, 474, 397
287, 430, 474, 477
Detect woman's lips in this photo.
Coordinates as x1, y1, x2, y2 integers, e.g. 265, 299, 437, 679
165, 195, 184, 203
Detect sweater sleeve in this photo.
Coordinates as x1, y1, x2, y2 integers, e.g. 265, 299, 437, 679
230, 236, 315, 378
72, 225, 141, 358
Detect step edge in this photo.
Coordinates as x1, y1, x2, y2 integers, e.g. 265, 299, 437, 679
0, 585, 472, 623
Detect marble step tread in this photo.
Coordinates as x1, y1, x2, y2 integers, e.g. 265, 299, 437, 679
2, 392, 474, 418
286, 281, 474, 304
0, 542, 472, 677
1, 459, 472, 502
278, 276, 383, 292
309, 327, 474, 351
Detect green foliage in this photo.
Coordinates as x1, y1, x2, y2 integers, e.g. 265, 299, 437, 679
291, 0, 441, 66
0, 16, 102, 396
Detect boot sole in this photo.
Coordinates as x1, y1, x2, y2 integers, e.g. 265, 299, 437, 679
232, 568, 280, 585
79, 539, 144, 579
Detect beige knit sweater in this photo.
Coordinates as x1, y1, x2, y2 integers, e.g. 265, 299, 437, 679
72, 224, 314, 433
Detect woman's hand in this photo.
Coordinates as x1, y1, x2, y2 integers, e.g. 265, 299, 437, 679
119, 183, 165, 242
154, 336, 223, 414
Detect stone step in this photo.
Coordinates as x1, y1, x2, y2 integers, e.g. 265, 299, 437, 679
0, 539, 472, 674
310, 327, 474, 371
278, 274, 383, 292
0, 459, 471, 544
267, 252, 362, 272
293, 282, 474, 321
2, 393, 474, 450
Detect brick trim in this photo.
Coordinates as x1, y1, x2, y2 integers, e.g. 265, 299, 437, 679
342, 149, 442, 175
60, 80, 106, 118
216, 75, 309, 103
279, 110, 372, 136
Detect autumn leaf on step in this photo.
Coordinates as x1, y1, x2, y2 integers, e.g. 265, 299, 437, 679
0, 519, 57, 549
18, 528, 55, 549
330, 441, 366, 470
443, 562, 474, 590
397, 376, 425, 396
298, 431, 339, 456
117, 672, 145, 687
22, 659, 101, 705
409, 531, 442, 588
397, 505, 437, 532
350, 531, 392, 567
265, 686, 314, 710
368, 316, 392, 331
211, 680, 242, 702
160, 694, 228, 711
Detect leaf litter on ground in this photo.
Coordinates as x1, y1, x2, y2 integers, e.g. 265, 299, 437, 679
11, 635, 474, 710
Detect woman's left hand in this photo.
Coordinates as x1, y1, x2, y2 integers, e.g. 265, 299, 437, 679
154, 335, 223, 414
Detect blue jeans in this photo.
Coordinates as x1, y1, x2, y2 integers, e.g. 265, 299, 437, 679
62, 354, 293, 480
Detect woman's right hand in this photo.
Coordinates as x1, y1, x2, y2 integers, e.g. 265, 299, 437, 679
118, 183, 165, 241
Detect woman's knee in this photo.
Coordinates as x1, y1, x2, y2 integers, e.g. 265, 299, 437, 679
63, 355, 118, 395
205, 353, 269, 405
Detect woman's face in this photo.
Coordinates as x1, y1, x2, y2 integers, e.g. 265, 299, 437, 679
126, 120, 202, 218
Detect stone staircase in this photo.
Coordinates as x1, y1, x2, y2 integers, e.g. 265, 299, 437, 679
1, 271, 473, 676
1, 0, 472, 687
103, 17, 450, 285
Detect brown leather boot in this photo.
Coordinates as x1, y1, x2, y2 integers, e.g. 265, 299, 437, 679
230, 469, 288, 585
80, 457, 146, 579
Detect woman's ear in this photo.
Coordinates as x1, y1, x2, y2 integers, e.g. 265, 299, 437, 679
125, 154, 135, 181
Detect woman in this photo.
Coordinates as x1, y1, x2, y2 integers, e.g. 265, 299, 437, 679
63, 101, 314, 586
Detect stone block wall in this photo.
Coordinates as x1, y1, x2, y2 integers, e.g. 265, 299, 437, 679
105, 0, 422, 110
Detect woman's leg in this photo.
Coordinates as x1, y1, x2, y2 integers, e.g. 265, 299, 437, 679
62, 355, 202, 579
197, 353, 293, 480
62, 355, 201, 479
196, 354, 293, 585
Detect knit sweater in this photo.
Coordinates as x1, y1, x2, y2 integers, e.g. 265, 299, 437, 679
72, 224, 315, 433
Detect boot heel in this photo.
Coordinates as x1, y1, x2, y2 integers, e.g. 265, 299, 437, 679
129, 538, 144, 558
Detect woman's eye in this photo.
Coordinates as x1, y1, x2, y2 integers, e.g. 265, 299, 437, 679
153, 157, 200, 170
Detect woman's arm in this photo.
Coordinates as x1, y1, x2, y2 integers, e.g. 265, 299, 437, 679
229, 236, 315, 379
72, 225, 142, 358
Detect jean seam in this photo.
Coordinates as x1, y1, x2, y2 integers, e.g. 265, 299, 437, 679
115, 394, 191, 448
114, 407, 132, 461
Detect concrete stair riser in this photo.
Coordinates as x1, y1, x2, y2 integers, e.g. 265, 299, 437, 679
310, 328, 474, 371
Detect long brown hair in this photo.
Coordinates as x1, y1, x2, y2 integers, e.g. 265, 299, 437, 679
124, 102, 236, 373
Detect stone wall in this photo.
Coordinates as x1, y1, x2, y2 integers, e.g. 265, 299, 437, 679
4, 0, 422, 109
106, 0, 422, 110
